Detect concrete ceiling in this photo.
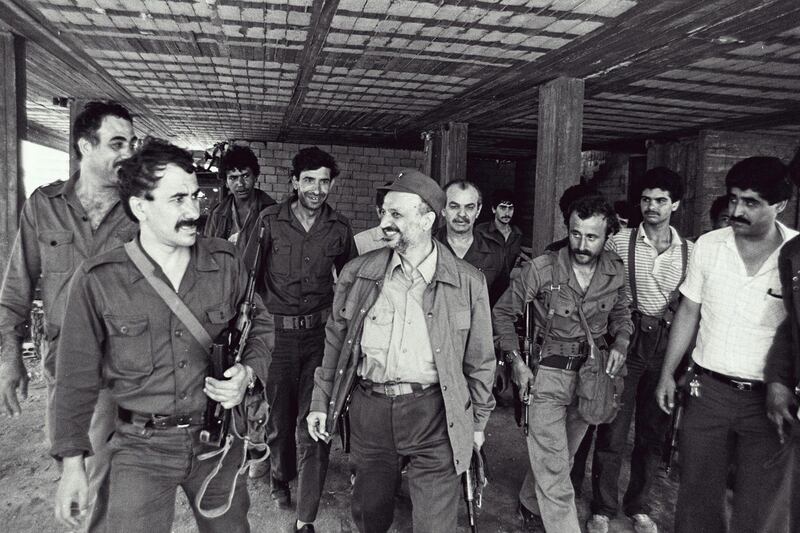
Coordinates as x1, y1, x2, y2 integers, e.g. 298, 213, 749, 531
3, 0, 800, 157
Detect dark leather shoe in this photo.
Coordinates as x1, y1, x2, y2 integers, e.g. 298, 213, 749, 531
271, 476, 292, 510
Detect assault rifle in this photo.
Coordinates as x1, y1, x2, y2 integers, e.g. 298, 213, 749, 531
522, 302, 533, 435
200, 227, 264, 447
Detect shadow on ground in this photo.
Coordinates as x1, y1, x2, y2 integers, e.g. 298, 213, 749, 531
0, 380, 676, 532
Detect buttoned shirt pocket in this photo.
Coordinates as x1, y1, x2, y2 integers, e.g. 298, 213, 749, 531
205, 304, 236, 340
104, 314, 152, 376
584, 294, 617, 334
38, 230, 74, 274
270, 242, 292, 276
361, 302, 393, 352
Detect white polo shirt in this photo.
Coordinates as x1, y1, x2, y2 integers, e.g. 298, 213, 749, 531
681, 222, 798, 380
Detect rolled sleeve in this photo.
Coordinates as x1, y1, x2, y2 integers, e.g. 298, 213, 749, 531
492, 261, 541, 352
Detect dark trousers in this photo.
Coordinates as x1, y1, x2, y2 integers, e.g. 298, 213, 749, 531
675, 373, 791, 533
791, 423, 800, 533
591, 353, 670, 517
349, 384, 460, 533
106, 422, 250, 533
265, 326, 330, 522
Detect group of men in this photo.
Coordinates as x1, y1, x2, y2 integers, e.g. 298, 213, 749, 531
0, 99, 797, 533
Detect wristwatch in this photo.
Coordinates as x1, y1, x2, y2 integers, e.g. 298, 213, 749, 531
503, 350, 522, 365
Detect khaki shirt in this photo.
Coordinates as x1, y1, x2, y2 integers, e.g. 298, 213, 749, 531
493, 246, 633, 352
51, 237, 274, 459
0, 173, 136, 371
359, 247, 438, 384
257, 199, 356, 316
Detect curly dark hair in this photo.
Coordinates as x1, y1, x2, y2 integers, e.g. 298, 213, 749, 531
116, 137, 195, 222
635, 167, 685, 202
566, 194, 621, 237
72, 101, 133, 161
292, 146, 339, 179
218, 145, 260, 181
725, 156, 792, 205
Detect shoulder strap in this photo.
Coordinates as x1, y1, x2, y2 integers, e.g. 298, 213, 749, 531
124, 241, 213, 355
627, 227, 638, 310
535, 255, 562, 359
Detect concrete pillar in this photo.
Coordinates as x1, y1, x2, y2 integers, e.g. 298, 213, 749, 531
532, 77, 584, 253
0, 31, 25, 270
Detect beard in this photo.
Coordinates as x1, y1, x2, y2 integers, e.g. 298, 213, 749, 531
382, 226, 410, 254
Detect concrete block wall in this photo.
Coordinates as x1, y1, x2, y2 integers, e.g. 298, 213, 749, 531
648, 130, 800, 237
232, 140, 424, 233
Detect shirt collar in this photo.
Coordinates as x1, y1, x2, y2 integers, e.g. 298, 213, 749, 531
388, 243, 438, 284
636, 223, 683, 249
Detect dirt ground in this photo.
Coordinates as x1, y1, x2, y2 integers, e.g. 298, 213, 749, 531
0, 366, 677, 533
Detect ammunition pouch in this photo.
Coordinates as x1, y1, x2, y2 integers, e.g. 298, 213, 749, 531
629, 311, 671, 359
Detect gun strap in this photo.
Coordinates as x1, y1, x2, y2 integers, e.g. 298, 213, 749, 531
124, 240, 213, 355
628, 226, 689, 310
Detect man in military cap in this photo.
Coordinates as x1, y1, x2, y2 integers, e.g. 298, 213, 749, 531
307, 169, 496, 533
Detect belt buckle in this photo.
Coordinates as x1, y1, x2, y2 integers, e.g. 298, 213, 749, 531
384, 382, 402, 397
731, 380, 751, 391
176, 415, 191, 428
298, 316, 306, 329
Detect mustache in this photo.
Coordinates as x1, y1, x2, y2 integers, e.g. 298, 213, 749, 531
575, 250, 593, 256
454, 217, 470, 224
729, 215, 750, 225
175, 219, 198, 231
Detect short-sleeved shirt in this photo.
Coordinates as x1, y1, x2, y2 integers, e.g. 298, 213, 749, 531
51, 237, 274, 459
606, 225, 694, 317
257, 199, 356, 316
681, 223, 798, 380
0, 172, 136, 361
359, 246, 438, 385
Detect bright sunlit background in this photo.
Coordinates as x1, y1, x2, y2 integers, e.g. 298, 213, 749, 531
21, 141, 69, 197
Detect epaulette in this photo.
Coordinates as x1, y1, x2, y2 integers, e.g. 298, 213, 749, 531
202, 236, 237, 256
530, 252, 557, 270
37, 179, 68, 198
83, 246, 128, 272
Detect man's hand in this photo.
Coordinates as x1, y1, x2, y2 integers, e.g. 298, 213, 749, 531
605, 347, 626, 377
0, 341, 29, 417
767, 382, 798, 445
204, 363, 251, 409
494, 363, 510, 394
510, 358, 534, 404
473, 431, 485, 450
54, 455, 88, 528
655, 375, 676, 414
306, 411, 331, 443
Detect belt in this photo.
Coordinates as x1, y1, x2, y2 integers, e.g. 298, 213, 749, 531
697, 366, 765, 392
540, 354, 587, 371
359, 380, 439, 398
275, 309, 330, 330
536, 336, 605, 357
118, 407, 206, 429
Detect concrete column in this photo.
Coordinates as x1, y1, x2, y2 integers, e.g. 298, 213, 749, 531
532, 77, 584, 253
0, 31, 25, 270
